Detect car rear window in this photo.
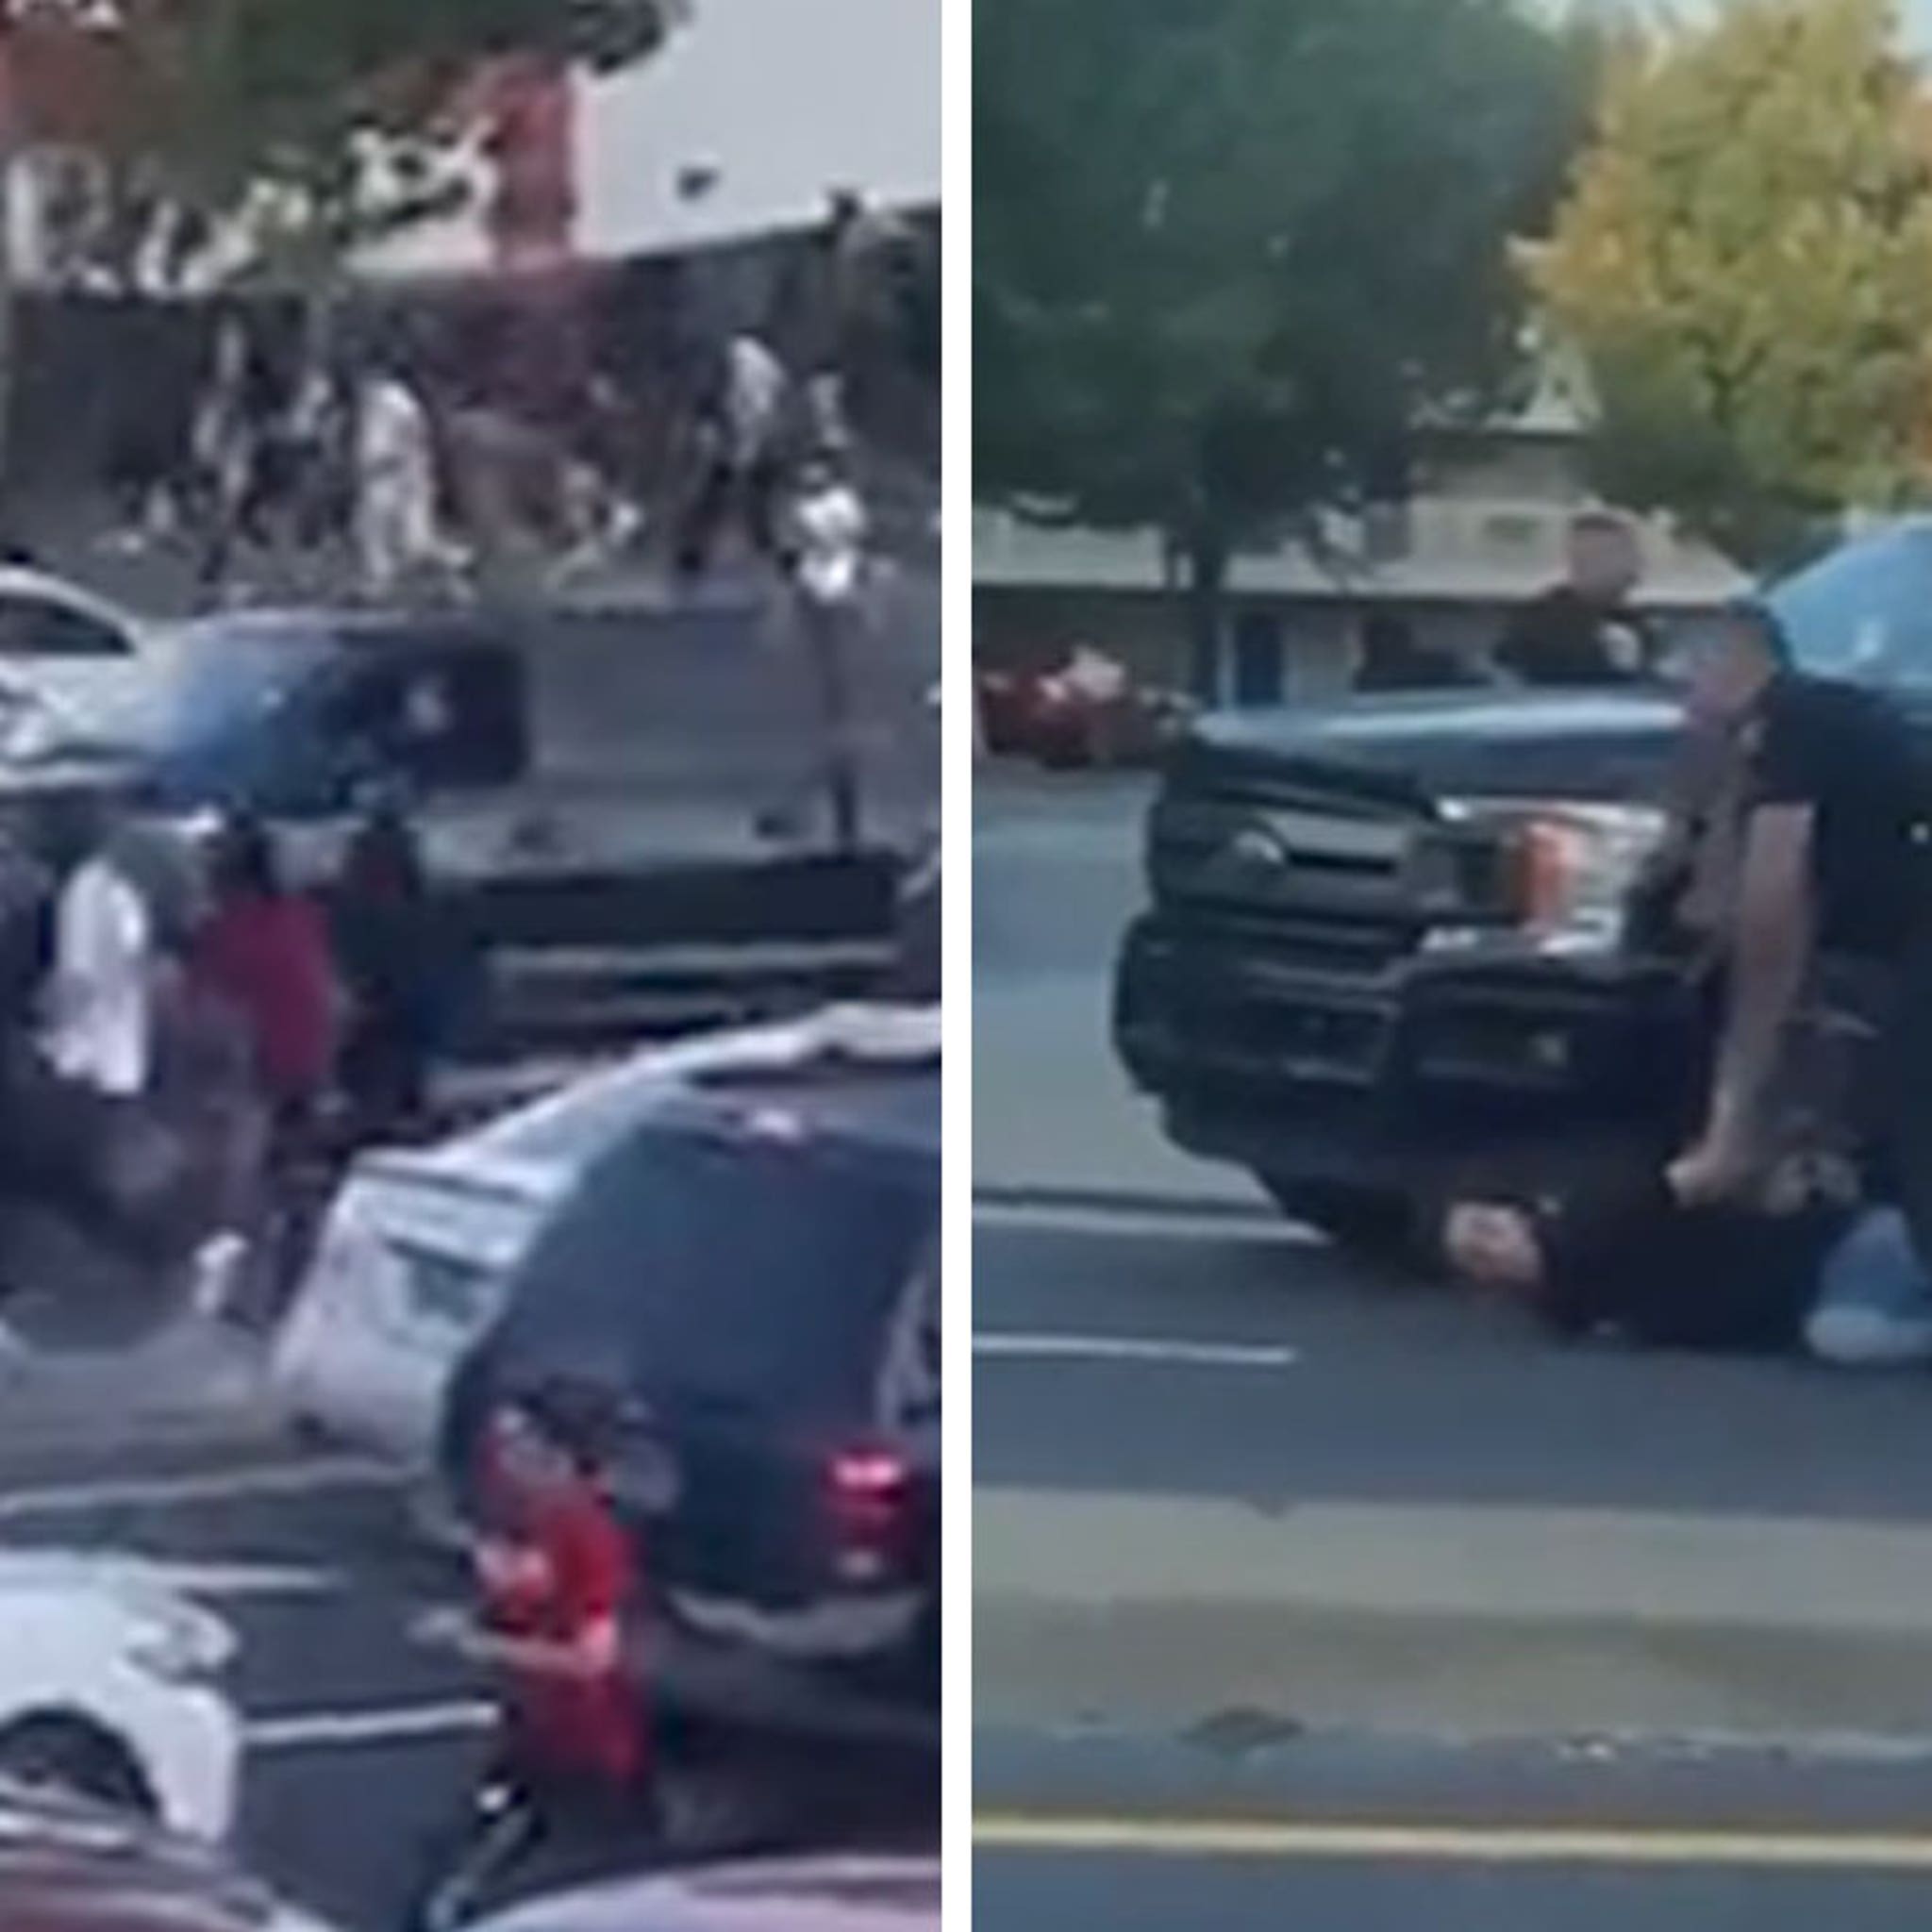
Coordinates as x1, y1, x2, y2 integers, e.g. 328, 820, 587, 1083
501, 1124, 937, 1418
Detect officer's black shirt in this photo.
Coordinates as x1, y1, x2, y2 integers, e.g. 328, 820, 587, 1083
1497, 587, 1654, 687
1745, 673, 1924, 963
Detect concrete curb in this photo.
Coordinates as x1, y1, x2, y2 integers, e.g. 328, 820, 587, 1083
976, 1489, 1932, 1741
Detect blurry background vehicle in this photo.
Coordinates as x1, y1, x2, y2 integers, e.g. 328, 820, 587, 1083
976, 645, 1193, 769
0, 1554, 238, 1838
469, 1851, 940, 1931
0, 1779, 340, 1931
0, 567, 155, 767
438, 1020, 940, 1743
0, 592, 930, 1063
274, 1007, 941, 1478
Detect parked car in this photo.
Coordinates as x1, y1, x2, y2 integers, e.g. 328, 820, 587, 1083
1111, 518, 1932, 1257
0, 567, 156, 764
0, 1553, 238, 1837
977, 648, 1191, 768
470, 1852, 939, 1932
274, 1006, 942, 1476
0, 599, 909, 1056
438, 1019, 941, 1744
0, 1778, 339, 1931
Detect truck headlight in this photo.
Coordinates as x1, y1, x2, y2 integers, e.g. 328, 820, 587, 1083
1435, 799, 1668, 956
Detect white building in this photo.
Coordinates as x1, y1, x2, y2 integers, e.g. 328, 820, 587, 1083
974, 368, 1748, 706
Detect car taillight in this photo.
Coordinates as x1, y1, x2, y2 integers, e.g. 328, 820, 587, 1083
826, 1445, 912, 1581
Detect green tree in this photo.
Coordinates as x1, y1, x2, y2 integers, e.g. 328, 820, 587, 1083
974, 0, 1586, 684
1534, 0, 1932, 568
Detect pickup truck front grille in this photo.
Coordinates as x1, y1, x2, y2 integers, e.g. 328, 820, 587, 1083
1147, 774, 1513, 973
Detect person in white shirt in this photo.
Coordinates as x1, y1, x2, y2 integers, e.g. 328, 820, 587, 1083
788, 451, 869, 610
42, 804, 154, 1102
784, 452, 873, 851
356, 352, 443, 599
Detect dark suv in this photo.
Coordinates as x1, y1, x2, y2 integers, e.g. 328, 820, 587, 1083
441, 1043, 941, 1744
1113, 520, 1932, 1249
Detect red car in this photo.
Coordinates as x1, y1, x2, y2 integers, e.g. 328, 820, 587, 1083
472, 1852, 940, 1932
0, 1778, 339, 1932
976, 651, 1191, 768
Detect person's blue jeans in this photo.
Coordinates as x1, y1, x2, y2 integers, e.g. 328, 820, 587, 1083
1806, 1208, 1932, 1367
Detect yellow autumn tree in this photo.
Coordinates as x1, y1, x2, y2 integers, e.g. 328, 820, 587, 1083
1534, 0, 1932, 566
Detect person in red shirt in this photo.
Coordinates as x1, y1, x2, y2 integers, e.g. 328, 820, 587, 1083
186, 816, 341, 1324
190, 815, 339, 1141
413, 1381, 658, 1928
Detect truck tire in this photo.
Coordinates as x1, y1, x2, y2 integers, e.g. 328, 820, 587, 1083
1256, 1177, 1426, 1272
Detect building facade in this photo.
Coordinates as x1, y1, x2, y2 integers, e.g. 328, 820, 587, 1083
974, 382, 1749, 706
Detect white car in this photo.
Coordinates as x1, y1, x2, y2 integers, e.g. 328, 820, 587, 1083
0, 1551, 239, 1840
472, 1853, 940, 1932
273, 1005, 942, 1472
0, 567, 153, 758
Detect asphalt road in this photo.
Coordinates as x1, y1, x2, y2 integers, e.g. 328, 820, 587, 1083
974, 1211, 1932, 1519
0, 1438, 935, 1929
974, 1724, 1932, 1929
973, 763, 1932, 1908
976, 1843, 1932, 1931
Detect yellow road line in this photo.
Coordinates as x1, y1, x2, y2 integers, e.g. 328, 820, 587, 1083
974, 1811, 1932, 1871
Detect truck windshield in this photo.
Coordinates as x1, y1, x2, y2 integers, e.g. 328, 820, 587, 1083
1766, 523, 1932, 692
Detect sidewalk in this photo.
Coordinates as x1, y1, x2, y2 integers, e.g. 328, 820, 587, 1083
0, 1315, 288, 1475
975, 1486, 1932, 1742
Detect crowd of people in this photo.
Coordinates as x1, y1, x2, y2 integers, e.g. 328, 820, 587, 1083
0, 791, 454, 1331
88, 192, 933, 612
103, 308, 877, 612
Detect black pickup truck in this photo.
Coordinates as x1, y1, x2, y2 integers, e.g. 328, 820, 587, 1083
1112, 519, 1932, 1255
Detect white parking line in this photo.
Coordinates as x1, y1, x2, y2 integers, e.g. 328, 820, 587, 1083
974, 1200, 1314, 1245
974, 1333, 1298, 1370
0, 1551, 338, 1600
0, 1456, 406, 1522
246, 1700, 495, 1753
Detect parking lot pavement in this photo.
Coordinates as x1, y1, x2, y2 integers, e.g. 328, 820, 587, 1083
0, 1449, 474, 1924
0, 1322, 298, 1491
974, 1201, 1932, 1742
0, 1441, 934, 1927
973, 768, 1261, 1212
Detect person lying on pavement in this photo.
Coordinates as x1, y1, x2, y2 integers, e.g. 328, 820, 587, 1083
1444, 1157, 1932, 1368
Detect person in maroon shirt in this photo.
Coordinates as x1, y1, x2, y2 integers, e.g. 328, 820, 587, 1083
413, 1383, 658, 1927
190, 816, 339, 1141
